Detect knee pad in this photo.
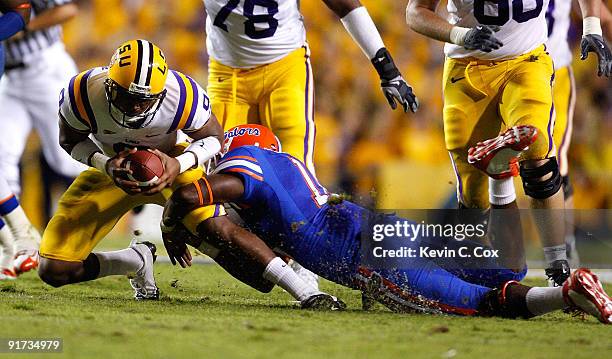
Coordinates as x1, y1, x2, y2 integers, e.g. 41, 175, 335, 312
519, 158, 563, 200
562, 175, 574, 199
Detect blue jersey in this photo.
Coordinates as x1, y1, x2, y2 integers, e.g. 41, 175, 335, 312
215, 146, 524, 314
214, 146, 366, 283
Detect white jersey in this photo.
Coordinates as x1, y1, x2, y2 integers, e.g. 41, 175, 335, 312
445, 0, 551, 60
545, 0, 572, 68
205, 0, 306, 68
59, 67, 212, 156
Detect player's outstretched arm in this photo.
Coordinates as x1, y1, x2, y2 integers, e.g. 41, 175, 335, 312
21, 1, 77, 32
0, 0, 30, 41
322, 0, 418, 113
577, 0, 612, 76
406, 0, 503, 52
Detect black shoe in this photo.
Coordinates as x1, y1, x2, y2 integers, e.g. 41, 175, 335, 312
545, 259, 570, 286
301, 293, 346, 311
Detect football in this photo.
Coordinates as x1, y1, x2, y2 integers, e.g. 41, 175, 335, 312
122, 150, 164, 187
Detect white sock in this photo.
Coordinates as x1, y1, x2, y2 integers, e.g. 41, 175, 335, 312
96, 248, 144, 278
3, 206, 39, 252
489, 177, 516, 206
0, 225, 14, 269
543, 244, 567, 265
263, 257, 318, 301
525, 286, 566, 316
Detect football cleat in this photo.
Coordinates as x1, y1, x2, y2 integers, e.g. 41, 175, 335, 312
0, 268, 17, 281
468, 125, 538, 179
13, 250, 39, 275
546, 259, 571, 287
563, 268, 612, 324
301, 293, 346, 311
128, 241, 159, 300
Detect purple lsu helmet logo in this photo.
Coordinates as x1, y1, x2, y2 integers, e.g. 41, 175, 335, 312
224, 127, 261, 141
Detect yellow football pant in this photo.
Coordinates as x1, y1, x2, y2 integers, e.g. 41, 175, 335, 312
40, 148, 224, 262
208, 46, 316, 172
443, 45, 555, 208
552, 66, 575, 177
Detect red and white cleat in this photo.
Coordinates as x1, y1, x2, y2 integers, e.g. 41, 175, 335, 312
563, 268, 612, 324
468, 125, 538, 179
0, 268, 17, 281
13, 250, 39, 275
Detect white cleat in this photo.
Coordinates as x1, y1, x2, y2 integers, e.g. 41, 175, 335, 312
0, 268, 17, 281
13, 250, 39, 275
289, 260, 319, 291
468, 125, 538, 179
300, 293, 346, 311
563, 268, 612, 324
128, 241, 159, 300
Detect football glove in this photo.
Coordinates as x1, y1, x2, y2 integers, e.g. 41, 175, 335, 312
463, 25, 503, 53
580, 34, 612, 77
372, 48, 419, 113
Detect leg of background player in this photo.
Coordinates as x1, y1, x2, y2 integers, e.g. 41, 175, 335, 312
553, 66, 579, 267
0, 175, 39, 275
0, 220, 16, 279
487, 177, 526, 272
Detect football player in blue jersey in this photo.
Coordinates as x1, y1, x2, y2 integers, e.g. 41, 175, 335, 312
160, 124, 612, 323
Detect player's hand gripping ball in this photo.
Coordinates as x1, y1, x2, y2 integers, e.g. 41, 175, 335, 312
122, 150, 165, 187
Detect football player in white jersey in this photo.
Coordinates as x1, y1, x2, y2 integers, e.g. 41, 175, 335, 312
36, 40, 339, 306
36, 39, 224, 299
546, 0, 612, 267
406, 0, 611, 285
0, 0, 37, 281
0, 0, 87, 281
205, 0, 418, 170
205, 0, 419, 290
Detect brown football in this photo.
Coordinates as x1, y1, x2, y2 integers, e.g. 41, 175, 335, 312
122, 150, 164, 187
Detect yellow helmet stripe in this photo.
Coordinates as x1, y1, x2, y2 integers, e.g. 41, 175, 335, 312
68, 70, 95, 130
168, 70, 198, 133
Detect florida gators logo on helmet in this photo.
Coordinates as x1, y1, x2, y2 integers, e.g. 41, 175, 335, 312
223, 124, 281, 154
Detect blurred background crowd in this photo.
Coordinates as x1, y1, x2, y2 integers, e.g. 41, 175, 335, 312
17, 0, 612, 230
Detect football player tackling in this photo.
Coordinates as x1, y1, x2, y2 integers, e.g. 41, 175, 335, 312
37, 40, 340, 308
161, 125, 612, 323
406, 0, 612, 285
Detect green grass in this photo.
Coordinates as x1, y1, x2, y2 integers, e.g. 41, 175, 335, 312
1, 264, 611, 359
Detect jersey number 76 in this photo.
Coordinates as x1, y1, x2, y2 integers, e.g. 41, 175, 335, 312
474, 0, 544, 26
213, 0, 279, 39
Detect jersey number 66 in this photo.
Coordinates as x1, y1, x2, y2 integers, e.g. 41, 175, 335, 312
475, 0, 544, 26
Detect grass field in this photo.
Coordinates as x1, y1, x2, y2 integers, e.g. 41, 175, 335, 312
2, 263, 611, 359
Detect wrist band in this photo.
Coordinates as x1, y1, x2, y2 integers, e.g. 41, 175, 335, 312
450, 26, 470, 46
90, 152, 110, 174
176, 152, 197, 173
583, 17, 603, 36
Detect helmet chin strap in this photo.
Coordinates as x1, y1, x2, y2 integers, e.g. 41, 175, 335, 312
107, 98, 160, 129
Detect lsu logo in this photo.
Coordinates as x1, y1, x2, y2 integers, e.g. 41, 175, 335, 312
224, 127, 261, 141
